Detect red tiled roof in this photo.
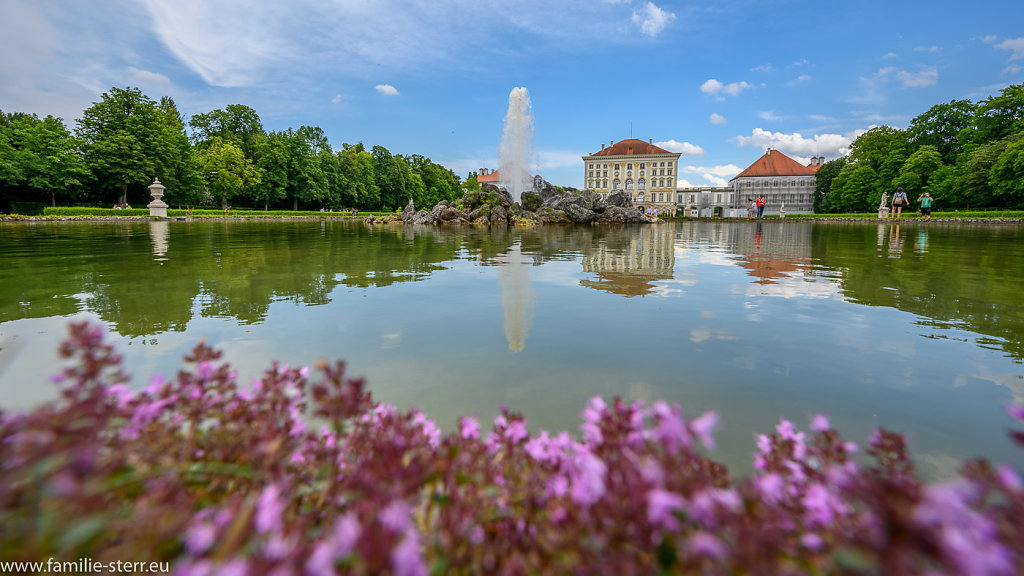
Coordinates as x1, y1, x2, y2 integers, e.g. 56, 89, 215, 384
478, 170, 501, 183
477, 168, 532, 183
590, 139, 675, 157
731, 149, 817, 180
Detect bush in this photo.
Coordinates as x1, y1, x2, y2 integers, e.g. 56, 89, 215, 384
9, 201, 47, 216
1, 321, 1021, 574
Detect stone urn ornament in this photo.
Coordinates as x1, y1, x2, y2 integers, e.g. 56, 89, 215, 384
148, 178, 168, 218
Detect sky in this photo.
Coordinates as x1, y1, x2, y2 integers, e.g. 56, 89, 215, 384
2, 0, 1023, 190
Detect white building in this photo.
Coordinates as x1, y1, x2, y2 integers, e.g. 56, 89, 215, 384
583, 139, 681, 213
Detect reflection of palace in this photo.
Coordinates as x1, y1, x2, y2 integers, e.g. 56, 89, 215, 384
579, 224, 676, 297
676, 221, 819, 286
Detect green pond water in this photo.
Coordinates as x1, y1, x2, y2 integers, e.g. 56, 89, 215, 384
1, 219, 1022, 479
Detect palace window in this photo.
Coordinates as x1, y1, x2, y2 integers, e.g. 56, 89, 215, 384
639, 178, 646, 189
637, 192, 645, 202
626, 178, 634, 190
613, 179, 621, 190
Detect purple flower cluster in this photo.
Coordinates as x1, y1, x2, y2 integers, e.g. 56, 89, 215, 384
0, 321, 1021, 575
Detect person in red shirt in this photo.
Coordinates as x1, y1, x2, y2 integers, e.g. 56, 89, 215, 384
755, 195, 766, 218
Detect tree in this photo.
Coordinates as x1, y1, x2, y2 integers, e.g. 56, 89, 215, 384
831, 163, 879, 212
251, 132, 290, 210
189, 104, 264, 159
814, 157, 846, 213
893, 145, 943, 199
961, 139, 1010, 209
76, 87, 171, 207
372, 145, 409, 211
907, 100, 976, 164
283, 127, 329, 211
196, 137, 260, 209
155, 96, 203, 207
971, 83, 1024, 145
3, 112, 88, 206
989, 136, 1024, 209
338, 143, 378, 209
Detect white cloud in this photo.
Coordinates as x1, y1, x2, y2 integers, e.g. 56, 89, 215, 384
867, 65, 938, 89
128, 67, 170, 84
681, 164, 742, 177
655, 140, 705, 156
789, 58, 809, 67
1005, 64, 1022, 76
680, 164, 741, 186
995, 37, 1024, 60
757, 110, 782, 121
331, 94, 344, 104
709, 113, 726, 125
375, 84, 400, 96
914, 45, 941, 54
881, 52, 897, 59
787, 74, 812, 86
750, 63, 773, 72
733, 128, 861, 161
896, 66, 938, 88
631, 2, 675, 37
700, 78, 752, 97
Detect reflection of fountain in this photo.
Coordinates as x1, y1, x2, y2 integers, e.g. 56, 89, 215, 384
149, 220, 169, 260
497, 241, 535, 352
499, 87, 534, 204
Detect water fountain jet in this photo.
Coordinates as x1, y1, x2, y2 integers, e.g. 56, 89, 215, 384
499, 87, 534, 204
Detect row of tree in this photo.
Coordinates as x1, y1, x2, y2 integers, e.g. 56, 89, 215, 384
0, 87, 464, 212
815, 83, 1024, 212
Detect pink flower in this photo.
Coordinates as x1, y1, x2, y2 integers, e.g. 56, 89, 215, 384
688, 532, 726, 559
1008, 403, 1024, 421
997, 464, 1021, 492
505, 420, 528, 444
185, 523, 216, 554
460, 417, 480, 440
381, 499, 413, 533
256, 484, 285, 534
801, 532, 824, 551
391, 529, 427, 576
652, 401, 691, 452
810, 414, 830, 432
570, 449, 606, 506
690, 411, 718, 450
646, 489, 685, 530
756, 473, 785, 505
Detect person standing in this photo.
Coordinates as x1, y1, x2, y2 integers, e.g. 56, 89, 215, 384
755, 195, 766, 218
917, 192, 933, 220
890, 187, 908, 219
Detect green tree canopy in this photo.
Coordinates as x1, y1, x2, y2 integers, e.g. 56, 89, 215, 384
196, 137, 260, 209
76, 87, 179, 206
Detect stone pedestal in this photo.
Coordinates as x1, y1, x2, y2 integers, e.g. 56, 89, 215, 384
878, 207, 890, 219
148, 178, 168, 217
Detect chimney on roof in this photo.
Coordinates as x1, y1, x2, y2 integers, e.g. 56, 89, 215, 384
610, 140, 614, 146
767, 148, 772, 156
649, 138, 652, 144
601, 144, 605, 150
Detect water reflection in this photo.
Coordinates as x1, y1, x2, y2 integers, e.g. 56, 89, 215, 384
497, 242, 535, 352
149, 220, 169, 260
579, 224, 675, 297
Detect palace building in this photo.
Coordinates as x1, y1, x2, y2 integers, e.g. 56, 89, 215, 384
582, 139, 681, 212
728, 149, 822, 215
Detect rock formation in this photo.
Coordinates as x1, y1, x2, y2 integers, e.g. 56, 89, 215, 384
399, 179, 659, 226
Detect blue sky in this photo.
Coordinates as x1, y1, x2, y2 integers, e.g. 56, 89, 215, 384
2, 0, 1023, 189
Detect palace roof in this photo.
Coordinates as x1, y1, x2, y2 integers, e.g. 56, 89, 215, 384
589, 139, 676, 157
731, 149, 818, 180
